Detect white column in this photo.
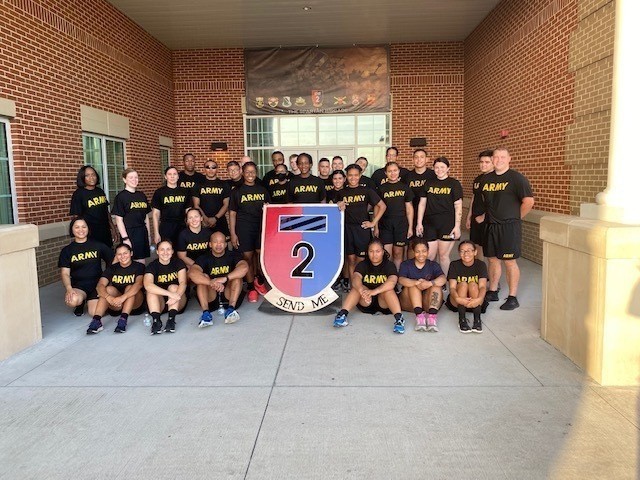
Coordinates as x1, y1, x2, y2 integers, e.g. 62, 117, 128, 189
581, 0, 640, 224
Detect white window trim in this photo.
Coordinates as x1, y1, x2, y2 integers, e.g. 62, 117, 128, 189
0, 117, 18, 224
82, 133, 127, 201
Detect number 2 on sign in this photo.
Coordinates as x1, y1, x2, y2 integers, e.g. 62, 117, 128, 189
291, 242, 315, 278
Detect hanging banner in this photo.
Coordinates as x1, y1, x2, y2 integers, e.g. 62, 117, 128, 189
261, 204, 344, 313
245, 46, 390, 115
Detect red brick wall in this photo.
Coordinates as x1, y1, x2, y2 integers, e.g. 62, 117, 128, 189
463, 0, 577, 214
390, 43, 465, 178
172, 49, 246, 177
0, 0, 175, 225
172, 44, 465, 179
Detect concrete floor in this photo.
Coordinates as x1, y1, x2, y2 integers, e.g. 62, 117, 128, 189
0, 259, 638, 479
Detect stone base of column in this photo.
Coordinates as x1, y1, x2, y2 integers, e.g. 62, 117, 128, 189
0, 224, 42, 361
540, 215, 640, 385
580, 202, 640, 225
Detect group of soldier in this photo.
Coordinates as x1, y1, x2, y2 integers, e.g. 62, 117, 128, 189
59, 145, 533, 336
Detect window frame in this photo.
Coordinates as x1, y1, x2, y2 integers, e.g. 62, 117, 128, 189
243, 113, 392, 177
0, 117, 18, 224
82, 133, 127, 204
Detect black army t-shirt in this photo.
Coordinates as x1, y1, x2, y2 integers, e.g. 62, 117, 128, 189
478, 169, 533, 223
355, 258, 398, 290
58, 240, 114, 283
111, 190, 151, 230
102, 261, 145, 293
195, 250, 243, 279
176, 227, 212, 261
378, 181, 414, 217
423, 177, 463, 217
335, 186, 381, 225
287, 174, 326, 203
151, 186, 191, 222
145, 258, 186, 289
229, 184, 270, 223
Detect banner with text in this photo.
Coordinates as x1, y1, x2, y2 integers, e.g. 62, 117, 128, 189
245, 46, 390, 115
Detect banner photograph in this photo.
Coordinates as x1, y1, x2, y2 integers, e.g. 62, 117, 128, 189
245, 46, 390, 115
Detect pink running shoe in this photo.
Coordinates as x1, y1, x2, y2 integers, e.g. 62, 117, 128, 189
415, 312, 427, 332
247, 289, 259, 303
253, 278, 268, 296
426, 314, 439, 332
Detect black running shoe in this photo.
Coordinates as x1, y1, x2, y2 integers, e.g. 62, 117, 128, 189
74, 301, 86, 317
500, 296, 520, 310
472, 319, 483, 333
486, 290, 499, 302
459, 318, 471, 333
151, 319, 163, 335
114, 318, 127, 333
164, 318, 176, 333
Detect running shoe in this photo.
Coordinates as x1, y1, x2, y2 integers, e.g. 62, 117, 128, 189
253, 278, 268, 296
74, 300, 86, 317
426, 314, 439, 333
114, 318, 127, 333
198, 311, 213, 328
164, 318, 176, 333
393, 316, 405, 334
472, 319, 483, 333
333, 313, 348, 327
458, 318, 471, 333
224, 307, 240, 324
500, 296, 520, 310
151, 319, 163, 335
247, 289, 259, 303
415, 312, 427, 332
486, 290, 499, 302
86, 318, 103, 335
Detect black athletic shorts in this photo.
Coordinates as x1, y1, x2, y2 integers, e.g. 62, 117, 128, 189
345, 224, 371, 257
424, 214, 455, 242
469, 219, 487, 249
236, 221, 262, 253
159, 221, 184, 247
213, 217, 231, 239
129, 226, 150, 260
72, 280, 99, 301
485, 221, 521, 260
356, 296, 391, 315
379, 217, 409, 247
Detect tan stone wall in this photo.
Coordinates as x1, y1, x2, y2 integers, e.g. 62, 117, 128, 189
566, 0, 615, 214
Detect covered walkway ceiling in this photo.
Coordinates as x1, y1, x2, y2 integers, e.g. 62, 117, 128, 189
107, 0, 501, 49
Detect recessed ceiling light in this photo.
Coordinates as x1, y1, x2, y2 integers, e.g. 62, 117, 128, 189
303, 6, 312, 11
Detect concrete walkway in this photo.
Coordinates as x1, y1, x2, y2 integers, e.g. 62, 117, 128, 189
0, 259, 638, 479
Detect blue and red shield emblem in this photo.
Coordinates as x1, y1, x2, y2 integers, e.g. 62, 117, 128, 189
261, 204, 344, 312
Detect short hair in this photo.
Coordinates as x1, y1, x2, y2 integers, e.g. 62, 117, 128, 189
332, 155, 343, 162
433, 156, 450, 168
413, 148, 427, 157
345, 163, 362, 173
226, 160, 240, 168
386, 146, 399, 156
164, 165, 178, 175
76, 165, 100, 188
297, 152, 313, 165
493, 147, 510, 156
121, 168, 137, 179
478, 150, 494, 158
318, 157, 330, 165
384, 161, 400, 172
356, 156, 368, 165
275, 163, 289, 172
289, 154, 298, 160
183, 153, 195, 161
242, 161, 258, 172
184, 206, 204, 222
331, 169, 346, 179
156, 239, 174, 250
271, 150, 284, 159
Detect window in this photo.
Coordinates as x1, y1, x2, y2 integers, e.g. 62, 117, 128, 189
245, 114, 391, 177
0, 118, 16, 224
160, 147, 170, 176
82, 134, 126, 203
